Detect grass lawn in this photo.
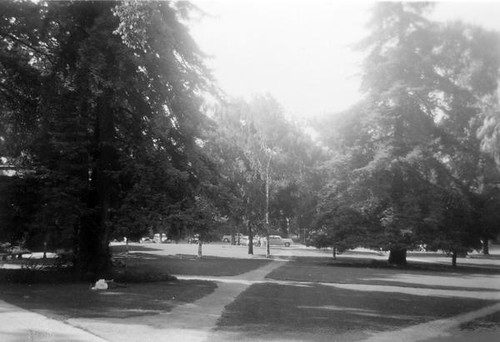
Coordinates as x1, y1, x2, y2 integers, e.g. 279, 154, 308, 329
0, 279, 216, 320
459, 311, 500, 330
112, 247, 272, 277
213, 256, 500, 341
1, 248, 498, 341
0, 249, 271, 322
266, 256, 500, 290
216, 282, 497, 340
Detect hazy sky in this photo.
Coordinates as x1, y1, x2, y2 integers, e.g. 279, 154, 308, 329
190, 1, 500, 118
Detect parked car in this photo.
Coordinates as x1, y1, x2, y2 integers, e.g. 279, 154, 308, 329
261, 235, 293, 247
153, 233, 169, 243
222, 233, 243, 243
140, 237, 153, 243
241, 236, 261, 246
188, 234, 200, 244
240, 235, 249, 245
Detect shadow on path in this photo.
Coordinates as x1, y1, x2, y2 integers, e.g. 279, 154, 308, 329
0, 300, 106, 342
67, 260, 287, 342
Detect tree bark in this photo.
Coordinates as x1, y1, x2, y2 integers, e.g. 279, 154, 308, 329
332, 247, 336, 260
388, 249, 407, 265
265, 153, 272, 258
77, 95, 116, 278
197, 240, 203, 258
247, 222, 254, 255
451, 250, 457, 267
231, 227, 236, 245
125, 238, 129, 272
266, 232, 270, 258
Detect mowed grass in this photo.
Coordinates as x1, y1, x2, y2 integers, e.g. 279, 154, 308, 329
214, 256, 500, 340
112, 244, 272, 277
0, 279, 216, 320
460, 311, 500, 330
1, 246, 499, 340
266, 256, 500, 290
216, 283, 497, 340
0, 248, 270, 321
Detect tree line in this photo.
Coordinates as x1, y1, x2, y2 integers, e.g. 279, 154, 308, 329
1, 1, 499, 276
310, 3, 500, 266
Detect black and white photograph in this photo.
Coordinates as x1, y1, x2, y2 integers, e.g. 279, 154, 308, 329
0, 1, 499, 341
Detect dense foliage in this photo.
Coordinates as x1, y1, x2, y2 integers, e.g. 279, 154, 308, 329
1, 1, 500, 273
0, 0, 217, 275
312, 3, 500, 265
211, 95, 325, 254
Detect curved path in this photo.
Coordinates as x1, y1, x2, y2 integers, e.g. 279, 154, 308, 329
68, 258, 500, 342
0, 299, 106, 342
176, 274, 500, 342
1, 245, 499, 341
66, 260, 288, 342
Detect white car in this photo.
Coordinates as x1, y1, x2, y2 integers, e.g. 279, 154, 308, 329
241, 236, 261, 246
261, 235, 293, 247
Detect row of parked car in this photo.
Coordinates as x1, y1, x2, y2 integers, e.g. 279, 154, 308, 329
136, 233, 293, 247
222, 234, 293, 247
139, 233, 170, 244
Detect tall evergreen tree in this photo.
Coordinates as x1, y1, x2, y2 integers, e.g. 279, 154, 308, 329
314, 3, 500, 265
0, 1, 214, 276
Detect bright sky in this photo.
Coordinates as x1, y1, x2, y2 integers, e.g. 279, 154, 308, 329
190, 1, 500, 119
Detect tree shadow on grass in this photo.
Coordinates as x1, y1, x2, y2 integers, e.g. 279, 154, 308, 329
459, 311, 500, 331
121, 254, 271, 277
265, 256, 500, 288
216, 282, 497, 338
319, 256, 499, 273
0, 279, 216, 320
111, 245, 163, 254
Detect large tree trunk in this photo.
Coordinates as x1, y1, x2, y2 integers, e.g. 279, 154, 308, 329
332, 247, 337, 260
77, 95, 117, 278
388, 249, 407, 265
265, 154, 271, 258
451, 250, 457, 267
248, 222, 254, 255
124, 238, 129, 272
76, 219, 112, 279
231, 226, 236, 245
197, 241, 203, 258
266, 233, 270, 258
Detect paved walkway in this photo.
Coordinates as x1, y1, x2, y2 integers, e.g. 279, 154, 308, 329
0, 300, 106, 342
360, 302, 500, 342
173, 273, 500, 341
1, 247, 499, 341
66, 260, 287, 342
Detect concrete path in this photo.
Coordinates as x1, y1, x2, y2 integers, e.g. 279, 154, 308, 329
65, 260, 287, 342
1, 245, 499, 342
360, 302, 500, 342
168, 275, 500, 341
0, 299, 106, 342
